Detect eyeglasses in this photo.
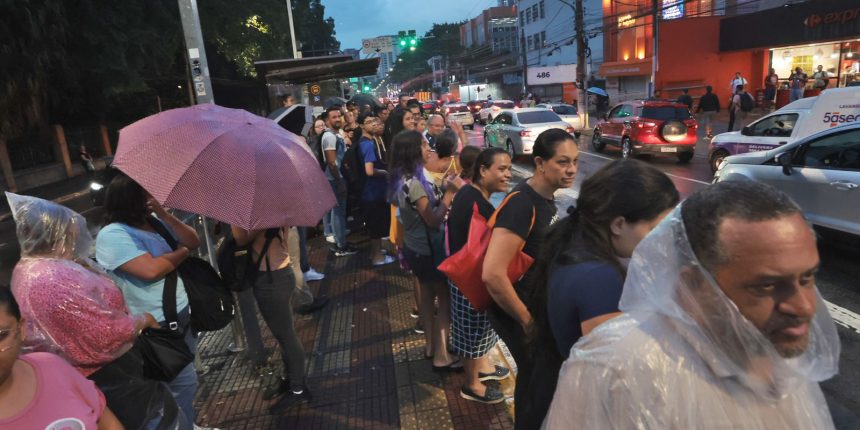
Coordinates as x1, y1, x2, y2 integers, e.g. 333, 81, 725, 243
0, 324, 20, 353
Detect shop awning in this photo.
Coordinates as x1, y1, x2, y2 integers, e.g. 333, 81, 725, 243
598, 58, 653, 77
254, 56, 381, 84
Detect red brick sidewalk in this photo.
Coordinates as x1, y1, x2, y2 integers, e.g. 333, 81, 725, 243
193, 233, 515, 429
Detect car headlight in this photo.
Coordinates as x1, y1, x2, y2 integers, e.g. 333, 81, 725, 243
90, 182, 104, 191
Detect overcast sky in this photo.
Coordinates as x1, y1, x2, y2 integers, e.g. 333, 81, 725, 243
322, 0, 499, 51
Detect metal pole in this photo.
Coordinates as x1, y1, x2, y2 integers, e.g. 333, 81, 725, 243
520, 28, 529, 95
650, 0, 659, 98
177, 0, 213, 104
177, 0, 266, 363
574, 0, 588, 132
285, 0, 299, 59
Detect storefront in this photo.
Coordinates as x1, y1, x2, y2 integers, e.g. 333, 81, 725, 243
770, 41, 860, 88
721, 0, 860, 94
598, 58, 652, 103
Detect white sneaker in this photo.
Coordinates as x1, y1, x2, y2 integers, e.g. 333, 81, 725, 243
325, 235, 335, 244
373, 255, 396, 266
304, 268, 325, 281
194, 425, 221, 430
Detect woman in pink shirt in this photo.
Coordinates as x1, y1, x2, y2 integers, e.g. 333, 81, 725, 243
0, 287, 124, 429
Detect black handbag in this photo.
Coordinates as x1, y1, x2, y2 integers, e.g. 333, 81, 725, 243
147, 217, 236, 332
135, 269, 194, 382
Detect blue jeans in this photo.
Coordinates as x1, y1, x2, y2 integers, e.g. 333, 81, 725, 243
790, 88, 804, 102
323, 212, 332, 237
161, 308, 197, 429
328, 180, 348, 248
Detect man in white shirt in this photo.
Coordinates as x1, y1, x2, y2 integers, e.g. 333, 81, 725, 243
730, 71, 748, 94
543, 181, 839, 430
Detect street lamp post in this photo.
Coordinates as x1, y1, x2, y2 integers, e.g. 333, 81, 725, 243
285, 0, 299, 59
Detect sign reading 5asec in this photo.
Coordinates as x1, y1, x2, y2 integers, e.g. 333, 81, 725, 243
823, 111, 860, 127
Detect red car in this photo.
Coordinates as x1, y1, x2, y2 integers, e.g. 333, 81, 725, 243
592, 99, 698, 163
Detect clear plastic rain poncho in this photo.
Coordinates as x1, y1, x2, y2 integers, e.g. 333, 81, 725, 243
6, 192, 143, 376
543, 206, 840, 430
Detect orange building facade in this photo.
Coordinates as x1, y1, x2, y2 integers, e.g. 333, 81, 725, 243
598, 0, 860, 108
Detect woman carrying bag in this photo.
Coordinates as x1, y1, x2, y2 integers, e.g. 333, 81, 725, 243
95, 174, 204, 428
388, 130, 463, 370
445, 148, 513, 404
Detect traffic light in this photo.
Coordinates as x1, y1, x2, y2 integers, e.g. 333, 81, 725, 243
363, 85, 371, 92
398, 30, 418, 50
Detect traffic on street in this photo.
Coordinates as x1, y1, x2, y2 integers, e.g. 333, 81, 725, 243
4, 0, 860, 429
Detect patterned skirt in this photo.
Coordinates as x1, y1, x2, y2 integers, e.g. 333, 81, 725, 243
449, 280, 498, 359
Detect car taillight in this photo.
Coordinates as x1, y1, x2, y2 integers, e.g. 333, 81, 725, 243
566, 126, 575, 133
519, 130, 531, 137
636, 122, 657, 129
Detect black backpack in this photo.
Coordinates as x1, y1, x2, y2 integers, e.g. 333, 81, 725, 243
740, 92, 754, 112
147, 217, 235, 332
308, 133, 327, 171
344, 137, 369, 193
216, 227, 281, 292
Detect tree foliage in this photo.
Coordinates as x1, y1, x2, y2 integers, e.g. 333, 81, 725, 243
388, 22, 464, 84
0, 0, 339, 137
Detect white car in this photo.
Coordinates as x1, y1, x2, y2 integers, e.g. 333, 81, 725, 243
714, 122, 860, 241
536, 103, 582, 137
442, 103, 475, 130
479, 100, 516, 124
483, 108, 576, 157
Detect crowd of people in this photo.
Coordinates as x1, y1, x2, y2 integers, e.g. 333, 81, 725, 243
0, 91, 841, 430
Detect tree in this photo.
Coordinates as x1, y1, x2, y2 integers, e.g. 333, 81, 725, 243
388, 22, 464, 84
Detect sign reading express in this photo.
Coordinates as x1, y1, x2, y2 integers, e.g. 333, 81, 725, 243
527, 65, 577, 86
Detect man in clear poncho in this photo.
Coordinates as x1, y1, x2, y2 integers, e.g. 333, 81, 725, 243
543, 181, 840, 429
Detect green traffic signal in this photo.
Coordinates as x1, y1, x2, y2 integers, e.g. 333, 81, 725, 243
400, 39, 406, 47
363, 85, 370, 92
410, 38, 417, 46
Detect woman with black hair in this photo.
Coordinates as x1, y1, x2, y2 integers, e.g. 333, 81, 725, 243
388, 130, 463, 370
481, 128, 578, 429
447, 148, 513, 404
94, 174, 202, 427
382, 108, 416, 151
527, 159, 679, 428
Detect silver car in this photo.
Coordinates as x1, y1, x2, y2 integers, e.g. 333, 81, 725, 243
483, 108, 576, 157
479, 100, 516, 124
442, 103, 475, 129
536, 103, 582, 137
714, 123, 860, 239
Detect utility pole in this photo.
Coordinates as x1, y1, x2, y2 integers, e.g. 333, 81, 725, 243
651, 0, 659, 97
177, 0, 267, 367
285, 0, 300, 59
520, 28, 528, 95
561, 0, 589, 129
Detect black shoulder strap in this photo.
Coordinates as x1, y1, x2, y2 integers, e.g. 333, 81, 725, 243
147, 216, 178, 251
255, 228, 282, 273
146, 216, 180, 328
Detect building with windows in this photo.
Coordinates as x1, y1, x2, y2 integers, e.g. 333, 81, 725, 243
518, 0, 604, 103
456, 5, 522, 100
598, 0, 860, 107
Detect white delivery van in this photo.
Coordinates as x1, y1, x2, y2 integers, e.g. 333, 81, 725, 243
707, 87, 860, 171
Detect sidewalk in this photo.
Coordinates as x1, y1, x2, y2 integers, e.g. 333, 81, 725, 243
193, 232, 515, 429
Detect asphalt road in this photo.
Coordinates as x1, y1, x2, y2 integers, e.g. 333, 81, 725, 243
466, 124, 860, 429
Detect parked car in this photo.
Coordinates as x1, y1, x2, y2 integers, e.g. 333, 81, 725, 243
421, 101, 440, 115
708, 87, 860, 171
536, 103, 582, 137
714, 122, 860, 242
467, 100, 487, 121
483, 108, 576, 157
479, 100, 516, 125
592, 99, 698, 163
443, 103, 475, 129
